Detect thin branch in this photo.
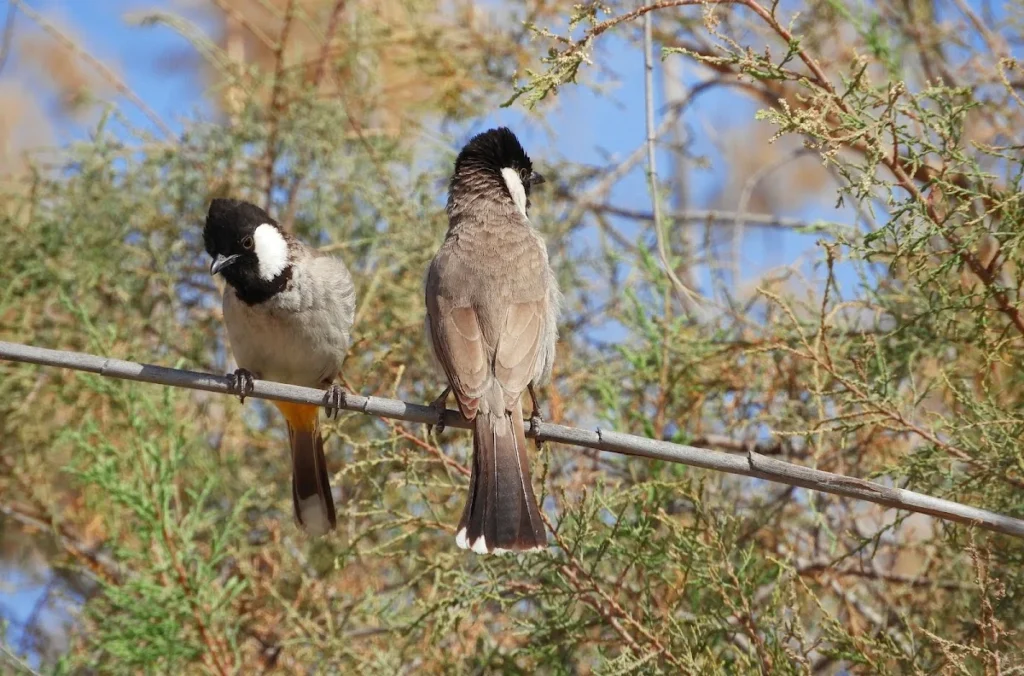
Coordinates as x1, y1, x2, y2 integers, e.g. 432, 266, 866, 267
728, 0, 1024, 339
12, 0, 174, 139
731, 147, 814, 286
275, 1, 347, 232
262, 0, 298, 214
0, 642, 42, 676
560, 190, 842, 232
0, 0, 16, 79
950, 0, 1007, 58
209, 0, 277, 52
796, 560, 967, 591
566, 0, 1024, 338
2, 340, 1024, 540
544, 512, 688, 671
642, 9, 702, 314
565, 0, 713, 57
689, 434, 790, 456
562, 77, 725, 233
312, 1, 346, 87
662, 55, 701, 303
0, 501, 123, 583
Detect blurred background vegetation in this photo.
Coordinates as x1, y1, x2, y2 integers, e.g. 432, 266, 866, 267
1, 0, 1023, 672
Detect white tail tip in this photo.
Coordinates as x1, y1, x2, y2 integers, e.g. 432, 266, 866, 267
298, 498, 331, 537
455, 530, 546, 555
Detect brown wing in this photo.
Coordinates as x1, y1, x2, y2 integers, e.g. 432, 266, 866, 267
426, 240, 547, 417
493, 301, 545, 407
427, 292, 490, 420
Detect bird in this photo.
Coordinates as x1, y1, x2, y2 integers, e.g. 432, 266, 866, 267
204, 198, 356, 537
424, 127, 560, 554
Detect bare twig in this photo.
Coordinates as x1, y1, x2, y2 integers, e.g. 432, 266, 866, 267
562, 77, 724, 232
262, 0, 298, 214
562, 196, 840, 232
731, 148, 813, 285
276, 0, 347, 231
796, 559, 967, 590
0, 501, 123, 583
949, 0, 1007, 58
209, 0, 276, 51
12, 0, 174, 139
3, 340, 1024, 539
564, 0, 1024, 338
312, 1, 347, 87
540, 511, 689, 671
0, 642, 42, 676
642, 9, 702, 313
0, 1, 16, 79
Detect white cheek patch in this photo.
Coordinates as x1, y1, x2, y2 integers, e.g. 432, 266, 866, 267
253, 223, 289, 281
501, 167, 528, 219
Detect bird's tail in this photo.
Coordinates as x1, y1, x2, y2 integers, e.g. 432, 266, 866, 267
456, 395, 546, 553
275, 401, 336, 537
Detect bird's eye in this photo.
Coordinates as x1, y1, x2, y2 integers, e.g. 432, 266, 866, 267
242, 236, 254, 250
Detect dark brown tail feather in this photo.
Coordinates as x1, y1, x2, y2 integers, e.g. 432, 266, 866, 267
456, 398, 546, 553
287, 417, 337, 537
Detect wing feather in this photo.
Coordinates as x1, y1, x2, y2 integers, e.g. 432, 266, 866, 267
427, 294, 490, 419
494, 301, 545, 403
426, 246, 548, 416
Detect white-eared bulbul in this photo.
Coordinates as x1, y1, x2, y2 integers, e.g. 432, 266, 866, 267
425, 127, 560, 553
204, 198, 356, 537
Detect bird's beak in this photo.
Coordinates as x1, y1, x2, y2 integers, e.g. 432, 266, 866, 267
210, 253, 240, 275
529, 171, 546, 186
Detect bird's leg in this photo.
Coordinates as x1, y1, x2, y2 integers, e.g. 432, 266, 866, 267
428, 386, 451, 435
527, 382, 544, 436
229, 368, 256, 404
324, 383, 349, 420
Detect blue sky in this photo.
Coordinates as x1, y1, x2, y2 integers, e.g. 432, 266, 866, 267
29, 0, 212, 136
24, 0, 842, 279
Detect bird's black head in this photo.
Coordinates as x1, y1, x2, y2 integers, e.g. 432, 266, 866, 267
449, 127, 545, 218
203, 198, 292, 305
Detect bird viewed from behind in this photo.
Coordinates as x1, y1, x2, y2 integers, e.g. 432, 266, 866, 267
204, 198, 356, 537
425, 127, 560, 554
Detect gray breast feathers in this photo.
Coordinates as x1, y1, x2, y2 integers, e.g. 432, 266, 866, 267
223, 252, 356, 389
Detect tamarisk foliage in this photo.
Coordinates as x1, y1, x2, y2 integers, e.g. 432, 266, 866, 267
1, 0, 1022, 672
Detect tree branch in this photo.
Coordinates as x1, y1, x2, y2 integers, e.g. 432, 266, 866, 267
2, 340, 1024, 540
13, 0, 174, 139
643, 8, 703, 313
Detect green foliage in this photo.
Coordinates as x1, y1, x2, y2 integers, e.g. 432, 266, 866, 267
2, 0, 1024, 673
57, 378, 249, 673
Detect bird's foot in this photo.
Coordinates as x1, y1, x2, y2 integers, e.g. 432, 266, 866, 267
324, 384, 348, 420
229, 368, 256, 404
527, 383, 544, 434
529, 410, 544, 436
428, 386, 451, 435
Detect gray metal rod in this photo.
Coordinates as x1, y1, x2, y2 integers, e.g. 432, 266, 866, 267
2, 339, 1023, 539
